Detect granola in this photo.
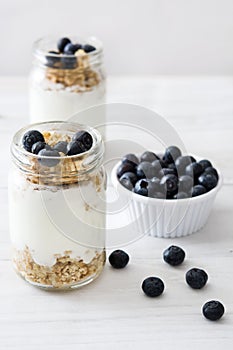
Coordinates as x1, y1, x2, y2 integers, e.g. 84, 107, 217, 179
14, 246, 106, 289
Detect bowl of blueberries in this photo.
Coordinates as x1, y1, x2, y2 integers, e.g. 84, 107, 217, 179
112, 145, 222, 238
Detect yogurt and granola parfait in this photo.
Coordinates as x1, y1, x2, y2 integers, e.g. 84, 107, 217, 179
9, 122, 106, 289
29, 37, 106, 125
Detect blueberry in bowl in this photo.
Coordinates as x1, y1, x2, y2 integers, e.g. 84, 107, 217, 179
112, 147, 222, 238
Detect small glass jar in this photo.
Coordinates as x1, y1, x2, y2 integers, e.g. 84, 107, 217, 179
29, 37, 106, 125
9, 121, 106, 290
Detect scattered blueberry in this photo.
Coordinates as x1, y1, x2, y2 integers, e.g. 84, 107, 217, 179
38, 149, 60, 167
186, 268, 208, 289
198, 173, 218, 191
163, 245, 185, 266
202, 300, 225, 321
67, 141, 86, 156
57, 37, 71, 53
83, 44, 96, 53
192, 185, 207, 197
53, 141, 68, 154
109, 250, 129, 269
142, 277, 165, 297
31, 141, 51, 155
22, 130, 45, 152
163, 146, 181, 164
72, 130, 93, 150
199, 159, 212, 171
134, 179, 148, 196
140, 151, 159, 163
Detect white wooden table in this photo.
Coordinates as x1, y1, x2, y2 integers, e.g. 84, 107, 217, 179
0, 76, 233, 349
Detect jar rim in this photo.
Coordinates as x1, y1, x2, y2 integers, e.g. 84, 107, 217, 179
33, 36, 103, 60
11, 121, 104, 177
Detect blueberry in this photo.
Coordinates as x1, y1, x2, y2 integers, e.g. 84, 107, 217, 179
31, 141, 51, 155
38, 149, 60, 167
198, 173, 218, 191
163, 146, 182, 164
119, 172, 138, 186
134, 179, 148, 196
122, 154, 139, 167
174, 192, 189, 199
160, 174, 178, 194
163, 245, 185, 266
159, 168, 177, 179
57, 37, 71, 53
199, 159, 212, 171
175, 156, 193, 174
46, 51, 61, 68
204, 167, 219, 181
136, 161, 157, 179
185, 162, 203, 179
190, 156, 196, 163
109, 250, 129, 269
192, 185, 207, 197
117, 162, 136, 178
64, 43, 78, 55
186, 268, 208, 289
67, 141, 86, 156
179, 175, 193, 193
142, 277, 165, 297
22, 130, 45, 152
53, 141, 68, 154
148, 177, 162, 197
202, 300, 225, 321
83, 44, 96, 53
140, 151, 159, 163
72, 130, 93, 150
119, 177, 133, 191
152, 159, 167, 169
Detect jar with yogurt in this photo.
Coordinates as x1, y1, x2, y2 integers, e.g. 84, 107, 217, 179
29, 37, 106, 126
9, 121, 106, 289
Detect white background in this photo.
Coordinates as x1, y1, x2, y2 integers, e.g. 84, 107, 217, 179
1, 0, 233, 76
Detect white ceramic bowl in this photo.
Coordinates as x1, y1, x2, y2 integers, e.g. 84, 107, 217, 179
112, 162, 222, 238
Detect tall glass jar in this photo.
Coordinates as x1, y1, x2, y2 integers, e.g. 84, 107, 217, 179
9, 121, 106, 290
29, 37, 106, 126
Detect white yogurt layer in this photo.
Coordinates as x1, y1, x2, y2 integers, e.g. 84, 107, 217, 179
29, 81, 106, 123
9, 171, 106, 267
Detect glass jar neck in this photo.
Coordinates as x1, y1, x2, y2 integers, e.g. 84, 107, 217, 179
32, 36, 104, 70
11, 122, 104, 186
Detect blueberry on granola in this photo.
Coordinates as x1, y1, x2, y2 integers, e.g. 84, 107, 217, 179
142, 277, 165, 297
64, 43, 78, 55
53, 141, 68, 154
22, 130, 45, 152
186, 268, 208, 289
38, 149, 60, 167
109, 250, 129, 269
72, 130, 93, 150
202, 300, 225, 321
67, 141, 87, 156
163, 245, 185, 266
83, 44, 96, 53
31, 141, 51, 155
57, 37, 71, 53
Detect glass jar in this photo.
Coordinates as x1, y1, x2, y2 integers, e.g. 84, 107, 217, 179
29, 37, 106, 125
9, 121, 106, 290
